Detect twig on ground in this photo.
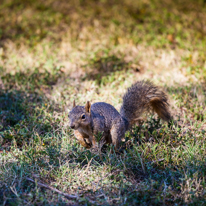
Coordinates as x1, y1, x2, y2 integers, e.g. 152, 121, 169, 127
26, 177, 77, 200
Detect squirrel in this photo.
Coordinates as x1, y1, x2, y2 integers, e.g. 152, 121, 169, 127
68, 80, 171, 151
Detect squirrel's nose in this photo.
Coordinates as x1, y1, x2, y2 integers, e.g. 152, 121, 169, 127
70, 125, 75, 129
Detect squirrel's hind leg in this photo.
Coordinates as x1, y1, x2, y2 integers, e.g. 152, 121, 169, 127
110, 118, 126, 151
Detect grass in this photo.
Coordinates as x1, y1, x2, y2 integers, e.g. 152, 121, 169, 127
0, 0, 206, 205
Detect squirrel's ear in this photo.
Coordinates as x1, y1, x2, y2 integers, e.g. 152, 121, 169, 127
85, 101, 91, 113
73, 100, 76, 108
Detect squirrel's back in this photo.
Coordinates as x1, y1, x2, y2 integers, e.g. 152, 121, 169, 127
91, 102, 121, 129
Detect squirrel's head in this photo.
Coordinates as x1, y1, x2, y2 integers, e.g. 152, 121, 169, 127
68, 100, 92, 130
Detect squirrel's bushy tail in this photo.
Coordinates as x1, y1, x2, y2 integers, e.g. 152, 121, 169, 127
120, 80, 171, 127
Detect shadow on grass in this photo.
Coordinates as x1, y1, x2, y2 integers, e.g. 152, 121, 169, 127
82, 54, 136, 85
0, 68, 63, 149
1, 68, 63, 91
1, 148, 206, 205
0, 86, 66, 203
0, 90, 26, 130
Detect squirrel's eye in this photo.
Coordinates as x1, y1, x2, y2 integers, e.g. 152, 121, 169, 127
81, 114, 86, 119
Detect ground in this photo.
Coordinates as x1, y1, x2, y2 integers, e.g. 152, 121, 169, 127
0, 0, 206, 205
